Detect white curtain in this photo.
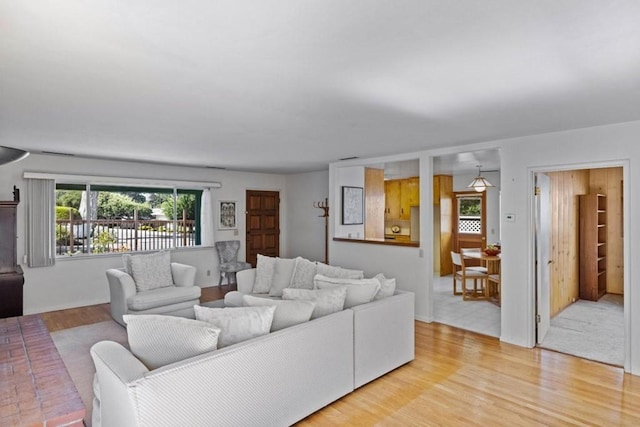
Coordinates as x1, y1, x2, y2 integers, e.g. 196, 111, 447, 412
26, 178, 56, 267
200, 188, 215, 246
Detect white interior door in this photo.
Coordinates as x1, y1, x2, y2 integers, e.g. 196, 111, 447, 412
536, 173, 551, 343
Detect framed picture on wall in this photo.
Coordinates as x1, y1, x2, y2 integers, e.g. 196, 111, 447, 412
341, 186, 363, 225
218, 200, 238, 230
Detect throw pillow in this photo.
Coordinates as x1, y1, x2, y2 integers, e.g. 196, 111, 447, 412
314, 275, 381, 308
253, 254, 276, 294
194, 305, 276, 348
316, 262, 364, 279
289, 257, 317, 290
373, 273, 397, 300
282, 287, 347, 319
243, 295, 315, 331
128, 251, 174, 292
269, 257, 297, 297
122, 314, 221, 370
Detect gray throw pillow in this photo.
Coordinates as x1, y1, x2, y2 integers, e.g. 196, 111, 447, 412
314, 275, 381, 308
373, 273, 397, 300
123, 314, 221, 370
243, 295, 315, 331
128, 251, 174, 292
269, 258, 297, 297
253, 254, 276, 294
282, 287, 347, 319
316, 263, 364, 279
289, 257, 317, 290
194, 305, 276, 348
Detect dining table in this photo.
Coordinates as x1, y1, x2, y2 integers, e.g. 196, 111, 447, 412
463, 249, 502, 305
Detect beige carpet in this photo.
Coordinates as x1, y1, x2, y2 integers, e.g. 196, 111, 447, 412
50, 321, 128, 427
540, 294, 624, 366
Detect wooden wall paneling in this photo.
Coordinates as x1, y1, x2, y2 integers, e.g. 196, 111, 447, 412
365, 168, 385, 240
438, 175, 453, 276
547, 170, 589, 317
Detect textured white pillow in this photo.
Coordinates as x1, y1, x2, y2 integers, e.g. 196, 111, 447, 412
128, 251, 174, 292
269, 258, 297, 297
194, 305, 276, 348
282, 287, 347, 319
253, 254, 276, 294
314, 275, 381, 308
316, 263, 364, 279
243, 295, 315, 331
122, 314, 221, 370
373, 273, 397, 300
289, 257, 317, 290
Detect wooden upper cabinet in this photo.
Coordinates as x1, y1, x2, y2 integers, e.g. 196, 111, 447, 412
385, 180, 402, 219
385, 177, 419, 220
400, 178, 419, 220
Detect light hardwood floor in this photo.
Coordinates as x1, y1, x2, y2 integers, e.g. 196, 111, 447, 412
42, 286, 640, 426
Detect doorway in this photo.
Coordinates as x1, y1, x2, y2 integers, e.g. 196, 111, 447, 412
245, 190, 280, 267
535, 166, 625, 367
431, 149, 501, 337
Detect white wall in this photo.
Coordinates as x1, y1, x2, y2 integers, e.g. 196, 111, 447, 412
329, 153, 433, 323
330, 120, 640, 375
496, 122, 638, 376
334, 166, 365, 239
0, 154, 287, 314
285, 170, 329, 262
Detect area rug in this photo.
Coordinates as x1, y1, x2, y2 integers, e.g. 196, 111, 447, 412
50, 321, 129, 427
540, 294, 624, 366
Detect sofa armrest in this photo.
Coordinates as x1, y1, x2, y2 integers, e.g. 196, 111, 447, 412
106, 269, 137, 327
171, 262, 197, 287
91, 341, 149, 427
236, 268, 256, 294
350, 290, 415, 388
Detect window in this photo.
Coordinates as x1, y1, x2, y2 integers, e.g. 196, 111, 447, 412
457, 195, 482, 234
55, 183, 202, 257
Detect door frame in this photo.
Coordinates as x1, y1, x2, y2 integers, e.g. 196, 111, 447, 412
529, 160, 630, 371
452, 190, 487, 252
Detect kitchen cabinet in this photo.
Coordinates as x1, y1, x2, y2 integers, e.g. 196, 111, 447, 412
401, 178, 419, 219
385, 180, 401, 219
385, 177, 419, 220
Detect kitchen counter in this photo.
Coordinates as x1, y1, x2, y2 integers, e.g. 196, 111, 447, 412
333, 236, 419, 247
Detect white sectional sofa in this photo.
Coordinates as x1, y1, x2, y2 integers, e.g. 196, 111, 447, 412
91, 260, 415, 427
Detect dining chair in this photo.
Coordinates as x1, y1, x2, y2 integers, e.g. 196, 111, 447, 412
487, 261, 501, 305
451, 251, 489, 301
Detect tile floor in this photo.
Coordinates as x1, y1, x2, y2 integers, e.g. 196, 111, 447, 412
433, 274, 501, 337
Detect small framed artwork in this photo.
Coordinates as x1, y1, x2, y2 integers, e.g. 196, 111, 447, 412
218, 200, 238, 230
341, 186, 364, 225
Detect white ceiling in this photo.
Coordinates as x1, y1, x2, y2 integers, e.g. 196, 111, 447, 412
2, 1, 640, 174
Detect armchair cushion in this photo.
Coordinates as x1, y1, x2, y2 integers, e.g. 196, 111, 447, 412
125, 251, 174, 292
128, 285, 201, 311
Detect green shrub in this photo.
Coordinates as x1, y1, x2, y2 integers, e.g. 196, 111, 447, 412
56, 206, 82, 220
56, 225, 70, 245
92, 231, 117, 254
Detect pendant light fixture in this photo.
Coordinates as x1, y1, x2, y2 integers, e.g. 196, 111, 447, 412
0, 146, 29, 166
467, 165, 493, 192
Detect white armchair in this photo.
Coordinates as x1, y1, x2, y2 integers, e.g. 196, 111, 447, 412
106, 262, 201, 327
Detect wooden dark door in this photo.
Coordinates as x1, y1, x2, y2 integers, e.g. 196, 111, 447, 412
245, 190, 280, 267
452, 191, 487, 254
